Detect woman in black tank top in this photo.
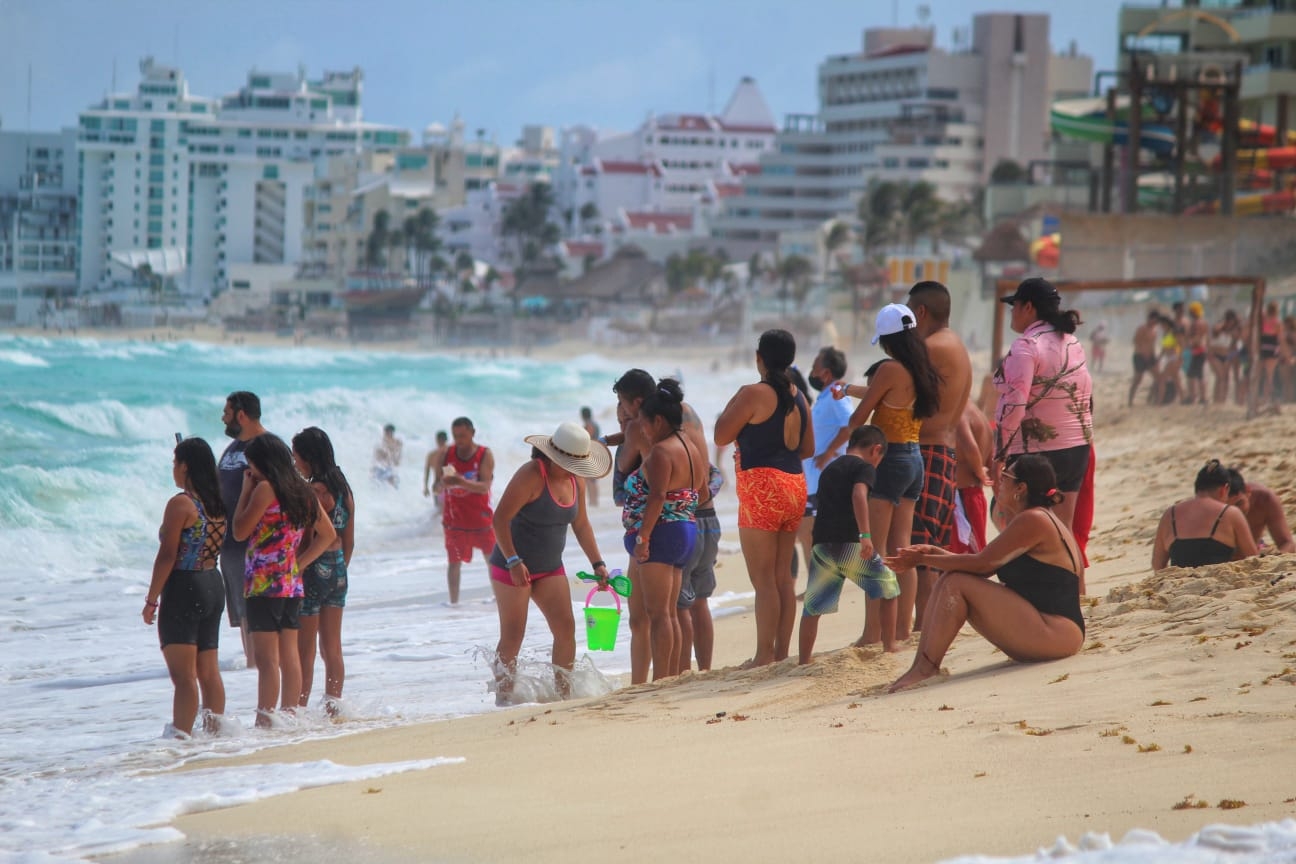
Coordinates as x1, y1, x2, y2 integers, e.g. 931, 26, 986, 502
884, 454, 1086, 692
1151, 459, 1257, 570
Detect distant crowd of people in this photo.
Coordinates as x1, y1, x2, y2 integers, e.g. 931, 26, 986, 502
142, 278, 1296, 735
1127, 298, 1296, 412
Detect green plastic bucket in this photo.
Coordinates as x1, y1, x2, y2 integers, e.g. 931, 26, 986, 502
584, 586, 622, 651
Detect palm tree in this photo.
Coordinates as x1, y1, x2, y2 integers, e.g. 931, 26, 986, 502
777, 254, 814, 315
902, 181, 940, 251
454, 251, 475, 283
365, 209, 391, 270
822, 220, 851, 281
579, 202, 599, 230
412, 207, 441, 289
859, 179, 903, 261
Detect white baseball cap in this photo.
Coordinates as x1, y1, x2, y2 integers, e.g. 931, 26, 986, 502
871, 303, 917, 345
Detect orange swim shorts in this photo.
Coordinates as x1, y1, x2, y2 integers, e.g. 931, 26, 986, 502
736, 467, 807, 533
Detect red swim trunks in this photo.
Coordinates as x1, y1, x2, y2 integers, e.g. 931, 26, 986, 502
950, 485, 988, 554
736, 467, 807, 533
445, 527, 495, 564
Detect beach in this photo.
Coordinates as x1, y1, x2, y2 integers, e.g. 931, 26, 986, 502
3, 327, 1294, 863
103, 367, 1296, 863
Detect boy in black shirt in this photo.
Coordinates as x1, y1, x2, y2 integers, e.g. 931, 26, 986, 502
798, 424, 900, 663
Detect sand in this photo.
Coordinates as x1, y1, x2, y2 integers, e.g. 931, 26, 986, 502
59, 329, 1292, 863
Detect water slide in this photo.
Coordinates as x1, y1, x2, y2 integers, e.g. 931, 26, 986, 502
1049, 96, 1177, 157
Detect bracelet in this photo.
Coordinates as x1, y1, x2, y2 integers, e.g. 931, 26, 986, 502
597, 435, 608, 445
591, 560, 606, 570
504, 555, 523, 568
144, 599, 159, 608
858, 532, 871, 540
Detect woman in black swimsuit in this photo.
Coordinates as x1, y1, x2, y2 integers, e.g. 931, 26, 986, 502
1151, 459, 1257, 570
886, 454, 1085, 692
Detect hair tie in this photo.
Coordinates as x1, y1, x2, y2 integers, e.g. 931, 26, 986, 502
658, 386, 671, 396
1046, 487, 1058, 497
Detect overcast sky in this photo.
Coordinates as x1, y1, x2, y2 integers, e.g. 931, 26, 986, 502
1, 0, 1132, 142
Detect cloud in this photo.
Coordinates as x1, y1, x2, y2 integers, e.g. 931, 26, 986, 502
522, 35, 706, 117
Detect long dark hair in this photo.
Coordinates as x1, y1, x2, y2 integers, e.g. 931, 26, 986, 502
1010, 454, 1065, 509
877, 329, 943, 420
1023, 279, 1082, 334
757, 328, 797, 415
291, 427, 352, 512
175, 437, 225, 520
245, 433, 317, 528
641, 378, 685, 429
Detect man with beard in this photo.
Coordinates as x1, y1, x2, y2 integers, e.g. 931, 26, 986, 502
218, 390, 268, 669
801, 347, 853, 578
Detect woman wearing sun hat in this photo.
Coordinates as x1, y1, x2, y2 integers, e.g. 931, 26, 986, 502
488, 421, 613, 705
993, 277, 1093, 534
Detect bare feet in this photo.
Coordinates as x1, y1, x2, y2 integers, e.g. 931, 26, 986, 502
888, 650, 943, 693
739, 655, 774, 670
851, 636, 877, 649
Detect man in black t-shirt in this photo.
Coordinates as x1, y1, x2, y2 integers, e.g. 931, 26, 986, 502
218, 390, 267, 669
798, 424, 900, 663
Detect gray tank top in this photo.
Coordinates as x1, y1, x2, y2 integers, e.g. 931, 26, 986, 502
489, 460, 579, 573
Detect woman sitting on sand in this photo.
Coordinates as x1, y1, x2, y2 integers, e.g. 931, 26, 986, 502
143, 437, 228, 738
1151, 459, 1257, 570
625, 380, 705, 682
886, 454, 1086, 692
489, 422, 612, 704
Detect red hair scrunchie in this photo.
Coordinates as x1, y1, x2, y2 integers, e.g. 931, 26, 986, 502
1046, 487, 1058, 497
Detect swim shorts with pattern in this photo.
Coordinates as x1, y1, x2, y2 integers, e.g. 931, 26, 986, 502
912, 445, 957, 549
736, 467, 807, 533
802, 543, 900, 616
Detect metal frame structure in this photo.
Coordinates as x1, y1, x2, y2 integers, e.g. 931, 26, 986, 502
991, 275, 1266, 418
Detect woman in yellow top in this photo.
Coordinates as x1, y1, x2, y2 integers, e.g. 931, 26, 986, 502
824, 303, 942, 646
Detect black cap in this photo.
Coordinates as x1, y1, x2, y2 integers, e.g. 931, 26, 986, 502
1000, 276, 1060, 307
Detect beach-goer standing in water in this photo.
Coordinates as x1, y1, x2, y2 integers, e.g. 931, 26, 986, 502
291, 427, 355, 712
1152, 460, 1257, 570
422, 430, 449, 515
143, 437, 228, 738
234, 434, 337, 727
218, 391, 266, 670
431, 418, 495, 605
489, 422, 612, 704
887, 454, 1086, 692
994, 278, 1093, 530
824, 304, 942, 645
716, 329, 814, 668
371, 423, 403, 488
624, 380, 704, 680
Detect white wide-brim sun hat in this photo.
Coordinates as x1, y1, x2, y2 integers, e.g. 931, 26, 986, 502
524, 421, 613, 478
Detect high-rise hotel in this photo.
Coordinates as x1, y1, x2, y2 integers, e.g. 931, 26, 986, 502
76, 57, 408, 294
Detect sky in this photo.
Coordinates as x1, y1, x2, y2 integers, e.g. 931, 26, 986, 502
1, 0, 1135, 143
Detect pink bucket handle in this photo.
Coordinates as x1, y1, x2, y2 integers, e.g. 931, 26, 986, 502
585, 585, 622, 613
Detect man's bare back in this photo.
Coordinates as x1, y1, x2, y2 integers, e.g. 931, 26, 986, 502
955, 402, 993, 490
920, 327, 972, 448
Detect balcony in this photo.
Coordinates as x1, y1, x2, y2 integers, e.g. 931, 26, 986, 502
1232, 9, 1296, 44
1241, 65, 1296, 101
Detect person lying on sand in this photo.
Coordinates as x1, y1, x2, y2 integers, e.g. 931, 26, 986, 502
1226, 469, 1296, 554
1152, 460, 1257, 570
885, 454, 1085, 693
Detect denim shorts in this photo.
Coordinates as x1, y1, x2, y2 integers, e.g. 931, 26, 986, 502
870, 442, 924, 504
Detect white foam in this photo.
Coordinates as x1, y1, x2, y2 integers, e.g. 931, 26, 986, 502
940, 820, 1296, 863
0, 349, 50, 367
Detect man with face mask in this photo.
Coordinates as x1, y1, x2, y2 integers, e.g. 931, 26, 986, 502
797, 347, 853, 576
218, 390, 267, 669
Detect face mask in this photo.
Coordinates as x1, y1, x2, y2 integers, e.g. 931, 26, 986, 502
808, 375, 826, 392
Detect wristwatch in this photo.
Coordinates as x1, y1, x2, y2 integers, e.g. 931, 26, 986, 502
635, 534, 645, 545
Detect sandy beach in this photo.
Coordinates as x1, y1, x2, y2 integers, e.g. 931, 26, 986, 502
88, 359, 1296, 864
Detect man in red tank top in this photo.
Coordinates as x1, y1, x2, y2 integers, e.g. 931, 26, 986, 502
433, 417, 495, 604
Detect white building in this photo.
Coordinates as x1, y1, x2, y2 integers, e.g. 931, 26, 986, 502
0, 127, 79, 323
76, 58, 410, 296
713, 14, 1092, 248
555, 78, 777, 230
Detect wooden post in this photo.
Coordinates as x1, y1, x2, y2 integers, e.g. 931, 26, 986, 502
1220, 70, 1241, 217
1101, 88, 1116, 213
991, 281, 1006, 369
1247, 277, 1265, 420
1276, 94, 1289, 193
1126, 55, 1142, 214
1173, 80, 1188, 214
